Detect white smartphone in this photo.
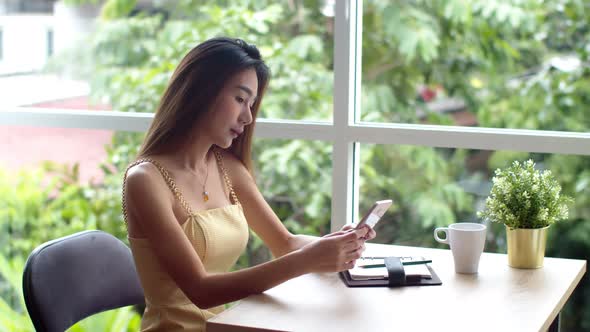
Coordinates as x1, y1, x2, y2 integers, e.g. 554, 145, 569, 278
355, 199, 393, 229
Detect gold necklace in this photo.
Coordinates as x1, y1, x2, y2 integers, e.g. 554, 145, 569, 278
184, 152, 212, 202
199, 155, 211, 202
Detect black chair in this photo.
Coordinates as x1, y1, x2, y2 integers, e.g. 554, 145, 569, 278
22, 230, 145, 332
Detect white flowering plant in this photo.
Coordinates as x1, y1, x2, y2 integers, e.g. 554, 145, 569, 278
477, 160, 573, 229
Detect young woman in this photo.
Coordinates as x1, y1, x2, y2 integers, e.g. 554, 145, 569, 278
122, 37, 375, 331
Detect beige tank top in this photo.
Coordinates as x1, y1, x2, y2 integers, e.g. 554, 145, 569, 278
123, 150, 249, 332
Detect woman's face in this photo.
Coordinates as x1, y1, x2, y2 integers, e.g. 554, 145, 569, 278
205, 68, 258, 148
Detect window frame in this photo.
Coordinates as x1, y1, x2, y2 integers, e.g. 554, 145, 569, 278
0, 0, 589, 232
0, 26, 3, 61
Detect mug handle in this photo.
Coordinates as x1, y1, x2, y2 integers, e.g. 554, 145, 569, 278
434, 227, 449, 244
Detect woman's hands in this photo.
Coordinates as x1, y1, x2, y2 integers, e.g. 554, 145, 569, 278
298, 225, 375, 273
341, 223, 376, 241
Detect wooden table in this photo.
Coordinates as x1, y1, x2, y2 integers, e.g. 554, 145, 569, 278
207, 244, 586, 332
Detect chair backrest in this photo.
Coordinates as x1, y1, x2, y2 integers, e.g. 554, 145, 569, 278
22, 230, 145, 332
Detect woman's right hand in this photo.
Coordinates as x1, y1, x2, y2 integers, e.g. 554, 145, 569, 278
298, 228, 368, 273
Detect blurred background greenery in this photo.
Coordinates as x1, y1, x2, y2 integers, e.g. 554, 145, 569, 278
1, 0, 588, 330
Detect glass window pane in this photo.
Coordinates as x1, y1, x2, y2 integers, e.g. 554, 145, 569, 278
0, 125, 141, 329
358, 143, 589, 330
360, 1, 590, 133
359, 143, 589, 252
2, 2, 333, 119
0, 126, 333, 310
244, 138, 332, 266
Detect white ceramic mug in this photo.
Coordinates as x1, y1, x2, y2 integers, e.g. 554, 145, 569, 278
434, 223, 487, 274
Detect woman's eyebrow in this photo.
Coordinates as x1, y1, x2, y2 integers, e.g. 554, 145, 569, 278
236, 85, 257, 100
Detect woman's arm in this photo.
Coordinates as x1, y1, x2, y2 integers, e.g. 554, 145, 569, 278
219, 152, 300, 257
222, 150, 376, 257
125, 163, 367, 309
285, 224, 376, 254
282, 234, 319, 254
221, 151, 327, 257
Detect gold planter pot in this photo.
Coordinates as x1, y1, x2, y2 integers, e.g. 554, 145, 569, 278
506, 225, 549, 269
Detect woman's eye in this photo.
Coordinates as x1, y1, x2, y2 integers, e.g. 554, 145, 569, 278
236, 97, 245, 103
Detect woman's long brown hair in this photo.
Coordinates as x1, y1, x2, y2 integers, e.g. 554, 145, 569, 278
138, 37, 270, 173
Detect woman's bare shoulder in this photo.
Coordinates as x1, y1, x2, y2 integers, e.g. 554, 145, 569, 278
124, 161, 176, 235
124, 161, 175, 206
126, 161, 164, 188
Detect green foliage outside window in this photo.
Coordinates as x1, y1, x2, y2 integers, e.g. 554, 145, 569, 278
1, 0, 589, 330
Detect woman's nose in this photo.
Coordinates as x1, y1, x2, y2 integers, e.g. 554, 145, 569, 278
240, 106, 253, 125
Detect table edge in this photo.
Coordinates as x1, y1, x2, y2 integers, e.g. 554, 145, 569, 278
539, 260, 587, 331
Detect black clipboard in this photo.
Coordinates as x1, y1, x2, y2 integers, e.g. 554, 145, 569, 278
339, 257, 443, 287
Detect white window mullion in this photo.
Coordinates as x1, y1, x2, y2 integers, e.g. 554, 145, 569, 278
349, 124, 590, 156
0, 107, 152, 132
255, 119, 334, 141
332, 141, 356, 231
2, 108, 589, 156
332, 0, 359, 232
352, 0, 363, 226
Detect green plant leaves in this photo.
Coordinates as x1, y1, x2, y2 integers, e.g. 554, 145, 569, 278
478, 160, 573, 228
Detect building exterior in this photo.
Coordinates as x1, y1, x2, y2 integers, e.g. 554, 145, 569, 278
0, 0, 54, 14
0, 0, 100, 75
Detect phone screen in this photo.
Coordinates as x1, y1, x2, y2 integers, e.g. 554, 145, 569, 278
355, 199, 392, 229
